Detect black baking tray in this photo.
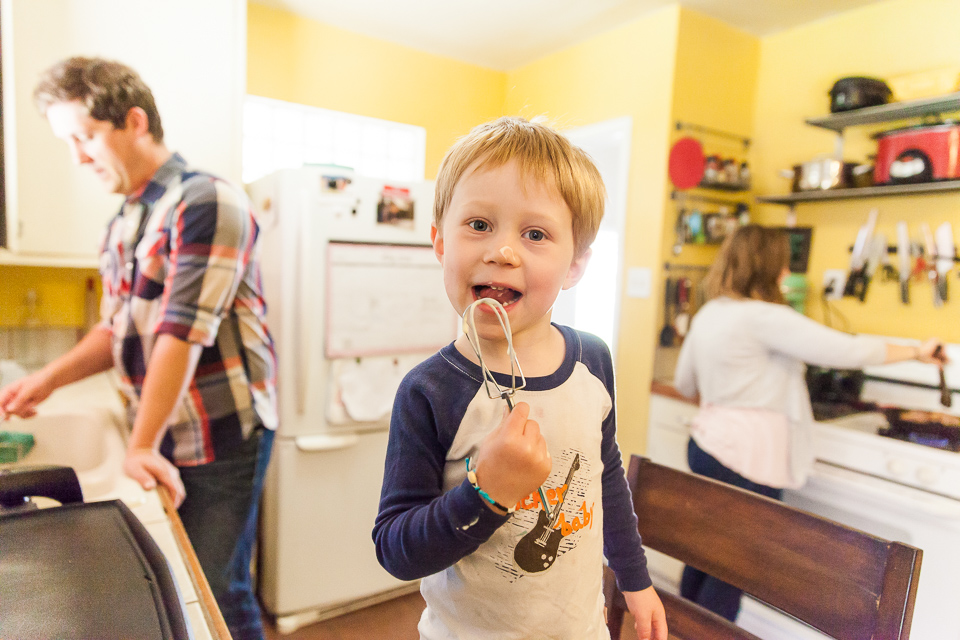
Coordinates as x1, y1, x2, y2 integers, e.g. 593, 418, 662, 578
0, 469, 191, 639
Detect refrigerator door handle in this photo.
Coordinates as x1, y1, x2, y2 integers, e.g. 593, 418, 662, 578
293, 193, 310, 416
294, 433, 361, 452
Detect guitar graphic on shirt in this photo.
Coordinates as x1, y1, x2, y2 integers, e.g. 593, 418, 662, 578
513, 453, 581, 573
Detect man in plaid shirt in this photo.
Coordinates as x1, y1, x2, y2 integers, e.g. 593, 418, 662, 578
0, 57, 278, 640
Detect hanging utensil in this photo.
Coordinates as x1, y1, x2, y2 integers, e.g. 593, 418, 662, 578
920, 223, 941, 306
844, 208, 878, 299
461, 297, 549, 517
896, 221, 911, 305
853, 233, 884, 302
674, 278, 691, 338
935, 222, 954, 303
673, 209, 687, 256
659, 278, 677, 347
668, 137, 706, 190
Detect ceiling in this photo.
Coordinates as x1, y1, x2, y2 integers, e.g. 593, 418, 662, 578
255, 0, 888, 71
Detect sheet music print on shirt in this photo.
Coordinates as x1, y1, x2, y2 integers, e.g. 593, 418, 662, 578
487, 449, 594, 581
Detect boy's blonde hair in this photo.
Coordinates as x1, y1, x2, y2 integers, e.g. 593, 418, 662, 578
433, 116, 606, 258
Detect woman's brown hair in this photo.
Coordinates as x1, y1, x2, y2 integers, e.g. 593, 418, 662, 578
703, 224, 790, 304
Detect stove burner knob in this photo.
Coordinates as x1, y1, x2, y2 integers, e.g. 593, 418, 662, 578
886, 458, 909, 477
916, 465, 941, 486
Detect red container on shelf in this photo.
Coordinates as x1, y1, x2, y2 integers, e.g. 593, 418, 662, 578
874, 123, 960, 185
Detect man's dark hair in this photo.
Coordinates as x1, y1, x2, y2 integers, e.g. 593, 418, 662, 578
34, 56, 164, 143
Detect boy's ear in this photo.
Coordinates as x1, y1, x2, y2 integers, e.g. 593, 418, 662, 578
430, 223, 444, 264
562, 248, 592, 290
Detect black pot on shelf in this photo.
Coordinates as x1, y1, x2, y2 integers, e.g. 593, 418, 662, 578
829, 77, 892, 113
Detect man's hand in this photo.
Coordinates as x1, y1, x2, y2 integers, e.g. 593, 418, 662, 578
0, 370, 55, 420
124, 447, 186, 508
624, 586, 668, 640
473, 402, 551, 510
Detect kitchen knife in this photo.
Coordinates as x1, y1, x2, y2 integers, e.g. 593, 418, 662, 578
896, 221, 911, 304
844, 208, 878, 298
935, 222, 955, 303
860, 233, 886, 302
920, 222, 941, 307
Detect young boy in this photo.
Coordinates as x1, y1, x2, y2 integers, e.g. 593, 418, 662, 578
373, 116, 667, 640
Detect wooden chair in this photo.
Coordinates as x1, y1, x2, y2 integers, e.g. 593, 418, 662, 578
605, 456, 922, 640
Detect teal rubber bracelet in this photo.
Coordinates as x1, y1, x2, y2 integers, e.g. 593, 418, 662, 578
465, 457, 515, 513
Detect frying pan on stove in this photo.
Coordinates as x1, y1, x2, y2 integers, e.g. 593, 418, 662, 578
0, 465, 191, 640
878, 407, 960, 451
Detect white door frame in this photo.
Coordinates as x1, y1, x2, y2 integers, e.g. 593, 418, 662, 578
559, 116, 632, 360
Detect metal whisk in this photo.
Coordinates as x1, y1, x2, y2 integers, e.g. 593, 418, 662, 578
462, 298, 549, 517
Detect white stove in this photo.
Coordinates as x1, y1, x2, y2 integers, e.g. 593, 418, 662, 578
813, 412, 960, 500
768, 344, 960, 640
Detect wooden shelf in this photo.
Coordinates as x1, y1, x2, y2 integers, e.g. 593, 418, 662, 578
805, 91, 960, 133
698, 180, 750, 192
757, 179, 960, 205
0, 249, 99, 268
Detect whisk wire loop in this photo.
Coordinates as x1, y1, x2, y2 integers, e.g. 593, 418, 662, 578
462, 298, 526, 402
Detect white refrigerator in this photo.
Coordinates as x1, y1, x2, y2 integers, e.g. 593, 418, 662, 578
246, 167, 457, 634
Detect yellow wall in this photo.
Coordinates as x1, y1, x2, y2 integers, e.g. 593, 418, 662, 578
751, 0, 960, 342
505, 6, 681, 456
0, 267, 98, 327
247, 2, 507, 179
663, 10, 760, 283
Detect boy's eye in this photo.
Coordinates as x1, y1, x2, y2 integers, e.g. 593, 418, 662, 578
524, 229, 546, 242
468, 220, 490, 232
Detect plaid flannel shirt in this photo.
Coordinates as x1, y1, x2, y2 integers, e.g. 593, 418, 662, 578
99, 153, 278, 466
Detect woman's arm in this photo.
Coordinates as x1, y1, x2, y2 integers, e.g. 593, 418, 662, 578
751, 304, 942, 369
884, 339, 944, 364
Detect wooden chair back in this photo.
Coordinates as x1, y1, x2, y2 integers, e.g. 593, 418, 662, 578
605, 455, 922, 640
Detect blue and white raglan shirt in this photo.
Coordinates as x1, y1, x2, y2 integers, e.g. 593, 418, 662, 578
373, 324, 651, 640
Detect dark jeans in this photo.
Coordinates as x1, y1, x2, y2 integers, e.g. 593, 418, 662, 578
680, 438, 782, 622
177, 427, 275, 640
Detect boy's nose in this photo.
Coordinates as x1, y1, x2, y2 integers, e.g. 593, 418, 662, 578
487, 242, 521, 266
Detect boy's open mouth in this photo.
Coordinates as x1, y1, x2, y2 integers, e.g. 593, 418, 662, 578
473, 284, 521, 307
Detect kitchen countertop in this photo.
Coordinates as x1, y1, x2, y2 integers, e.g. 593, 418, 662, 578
650, 379, 697, 405
15, 373, 228, 640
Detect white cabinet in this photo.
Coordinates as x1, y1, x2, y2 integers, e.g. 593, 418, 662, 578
646, 393, 697, 472
1, 0, 245, 265
643, 391, 698, 591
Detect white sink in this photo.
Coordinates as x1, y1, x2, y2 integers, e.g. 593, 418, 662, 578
1, 408, 126, 500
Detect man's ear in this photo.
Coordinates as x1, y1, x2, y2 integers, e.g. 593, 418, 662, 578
124, 107, 151, 136
430, 223, 444, 264
562, 247, 592, 290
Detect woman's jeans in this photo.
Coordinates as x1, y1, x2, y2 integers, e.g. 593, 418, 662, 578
680, 438, 782, 622
177, 427, 275, 640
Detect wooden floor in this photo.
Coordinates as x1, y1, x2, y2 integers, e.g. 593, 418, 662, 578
262, 592, 426, 640
261, 592, 636, 639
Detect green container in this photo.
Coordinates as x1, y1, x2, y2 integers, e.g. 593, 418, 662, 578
0, 431, 35, 463
782, 273, 809, 314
